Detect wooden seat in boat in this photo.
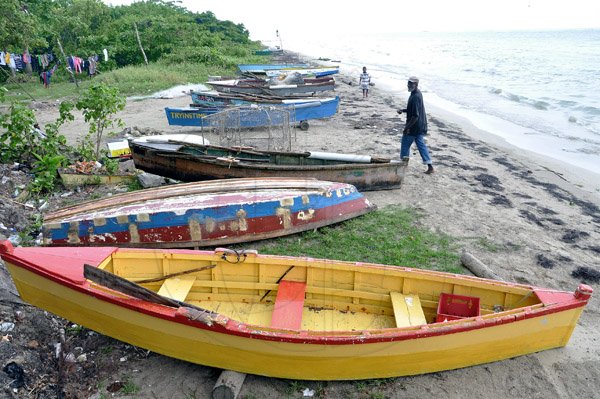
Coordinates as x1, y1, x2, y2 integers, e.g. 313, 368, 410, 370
270, 280, 307, 330
390, 292, 427, 327
157, 276, 196, 302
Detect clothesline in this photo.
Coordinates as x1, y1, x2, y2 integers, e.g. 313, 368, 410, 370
1, 49, 109, 75
2, 49, 110, 87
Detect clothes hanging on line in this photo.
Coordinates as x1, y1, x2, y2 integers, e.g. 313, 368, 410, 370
40, 65, 58, 88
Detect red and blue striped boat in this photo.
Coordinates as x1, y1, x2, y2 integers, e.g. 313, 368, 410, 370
42, 178, 375, 248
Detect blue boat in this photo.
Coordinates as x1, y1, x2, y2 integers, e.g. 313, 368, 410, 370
254, 48, 284, 56
237, 63, 309, 73
265, 66, 340, 78
165, 96, 340, 130
191, 91, 295, 107
163, 107, 221, 127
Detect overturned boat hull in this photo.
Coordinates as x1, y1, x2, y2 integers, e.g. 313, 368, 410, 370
42, 178, 375, 248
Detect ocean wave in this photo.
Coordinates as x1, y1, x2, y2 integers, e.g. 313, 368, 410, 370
575, 105, 600, 116
533, 101, 549, 111
491, 89, 550, 111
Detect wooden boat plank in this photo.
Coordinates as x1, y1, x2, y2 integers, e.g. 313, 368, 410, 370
390, 292, 427, 327
270, 281, 307, 330
206, 301, 272, 327
157, 276, 196, 302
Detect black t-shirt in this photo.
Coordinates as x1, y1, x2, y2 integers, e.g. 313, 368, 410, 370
406, 89, 428, 135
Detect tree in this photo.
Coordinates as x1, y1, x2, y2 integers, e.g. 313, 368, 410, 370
75, 83, 125, 160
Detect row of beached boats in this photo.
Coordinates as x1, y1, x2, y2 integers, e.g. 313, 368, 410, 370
0, 61, 592, 382
165, 63, 340, 130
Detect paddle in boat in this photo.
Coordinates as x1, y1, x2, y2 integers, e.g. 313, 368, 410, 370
42, 178, 375, 248
0, 242, 592, 380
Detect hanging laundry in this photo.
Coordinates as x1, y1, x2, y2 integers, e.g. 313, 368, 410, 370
9, 54, 17, 70
13, 55, 23, 71
73, 56, 82, 73
40, 65, 58, 88
88, 55, 98, 75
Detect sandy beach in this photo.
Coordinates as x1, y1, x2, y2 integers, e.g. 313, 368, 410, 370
1, 63, 599, 398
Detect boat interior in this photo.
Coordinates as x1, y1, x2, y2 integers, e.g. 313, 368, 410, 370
97, 249, 543, 332
167, 144, 393, 166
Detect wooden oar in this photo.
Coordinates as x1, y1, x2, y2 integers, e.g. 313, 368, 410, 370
83, 264, 215, 316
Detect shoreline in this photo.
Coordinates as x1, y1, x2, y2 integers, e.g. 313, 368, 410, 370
351, 57, 600, 203
425, 100, 600, 205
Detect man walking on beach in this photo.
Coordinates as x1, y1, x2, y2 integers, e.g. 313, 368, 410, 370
359, 67, 371, 98
398, 76, 434, 174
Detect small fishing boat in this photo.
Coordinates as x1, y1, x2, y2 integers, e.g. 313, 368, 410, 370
264, 66, 340, 78
0, 241, 591, 380
190, 90, 329, 108
128, 141, 408, 191
163, 107, 220, 127
237, 63, 309, 73
206, 79, 335, 96
254, 48, 284, 56
42, 178, 375, 248
165, 96, 339, 129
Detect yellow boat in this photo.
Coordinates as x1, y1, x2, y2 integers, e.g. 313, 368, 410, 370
0, 241, 592, 380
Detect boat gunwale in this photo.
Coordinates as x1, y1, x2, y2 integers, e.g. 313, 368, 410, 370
1, 246, 589, 346
131, 146, 406, 173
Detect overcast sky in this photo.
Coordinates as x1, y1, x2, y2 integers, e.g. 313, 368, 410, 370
103, 0, 600, 41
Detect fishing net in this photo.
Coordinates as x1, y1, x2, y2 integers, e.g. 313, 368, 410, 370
202, 106, 294, 151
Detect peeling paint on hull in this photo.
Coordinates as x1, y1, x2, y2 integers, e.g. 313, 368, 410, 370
43, 178, 376, 248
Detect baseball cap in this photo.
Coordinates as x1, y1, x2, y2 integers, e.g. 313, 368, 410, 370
408, 76, 419, 83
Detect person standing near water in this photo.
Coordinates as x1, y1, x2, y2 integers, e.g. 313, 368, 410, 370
398, 76, 434, 174
359, 66, 371, 98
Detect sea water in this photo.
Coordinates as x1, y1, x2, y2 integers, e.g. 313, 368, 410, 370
286, 30, 600, 176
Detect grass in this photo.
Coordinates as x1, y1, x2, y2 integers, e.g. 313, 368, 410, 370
120, 379, 139, 394
477, 237, 501, 252
245, 205, 463, 274
2, 61, 239, 103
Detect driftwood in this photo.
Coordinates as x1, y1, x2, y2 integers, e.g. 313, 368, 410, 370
460, 251, 499, 280
212, 370, 247, 399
